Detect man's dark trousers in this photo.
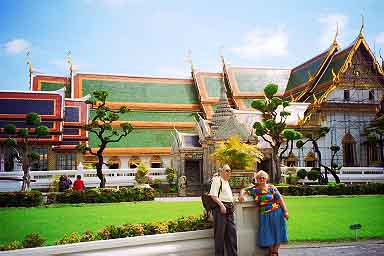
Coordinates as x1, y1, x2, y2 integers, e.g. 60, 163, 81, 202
212, 206, 238, 256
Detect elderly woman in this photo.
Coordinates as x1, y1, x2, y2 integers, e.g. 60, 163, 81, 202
239, 170, 288, 256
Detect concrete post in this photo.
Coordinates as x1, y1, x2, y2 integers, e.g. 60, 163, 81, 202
234, 200, 266, 256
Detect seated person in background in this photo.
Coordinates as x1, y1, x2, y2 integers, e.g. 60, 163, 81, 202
73, 175, 85, 191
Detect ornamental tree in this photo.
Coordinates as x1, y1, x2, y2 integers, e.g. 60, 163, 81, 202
296, 127, 340, 184
252, 83, 301, 183
77, 90, 133, 188
211, 135, 264, 171
2, 112, 49, 191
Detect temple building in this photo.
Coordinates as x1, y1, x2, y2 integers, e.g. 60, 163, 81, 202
2, 26, 382, 191
0, 89, 88, 171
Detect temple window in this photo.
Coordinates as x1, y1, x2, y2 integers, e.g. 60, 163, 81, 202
128, 156, 141, 169
286, 152, 298, 167
304, 151, 317, 167
344, 90, 350, 101
107, 157, 121, 169
367, 143, 378, 165
150, 156, 163, 168
342, 133, 357, 167
31, 147, 48, 171
56, 153, 77, 170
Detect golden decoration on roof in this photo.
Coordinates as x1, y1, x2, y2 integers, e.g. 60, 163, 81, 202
359, 15, 364, 38
67, 50, 73, 73
186, 50, 195, 73
332, 22, 339, 45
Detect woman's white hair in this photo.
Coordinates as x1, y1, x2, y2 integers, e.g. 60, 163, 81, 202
255, 170, 269, 180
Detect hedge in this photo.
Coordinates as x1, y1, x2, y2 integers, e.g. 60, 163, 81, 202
277, 183, 384, 196
48, 187, 155, 204
0, 191, 43, 207
0, 215, 213, 251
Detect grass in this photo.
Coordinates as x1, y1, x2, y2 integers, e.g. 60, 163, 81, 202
0, 195, 383, 245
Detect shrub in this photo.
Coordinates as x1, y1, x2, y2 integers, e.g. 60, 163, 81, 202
0, 241, 23, 251
80, 230, 97, 242
135, 163, 150, 185
48, 176, 61, 192
307, 168, 321, 181
166, 167, 176, 184
0, 191, 43, 207
297, 169, 307, 179
143, 222, 169, 235
54, 232, 80, 245
119, 224, 145, 237
97, 225, 119, 240
286, 175, 299, 185
22, 233, 45, 248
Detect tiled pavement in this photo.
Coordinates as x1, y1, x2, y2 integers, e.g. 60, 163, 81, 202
280, 240, 384, 256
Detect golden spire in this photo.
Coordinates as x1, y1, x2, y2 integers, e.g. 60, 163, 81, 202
332, 22, 339, 45
186, 49, 195, 73
26, 49, 33, 90
359, 15, 364, 38
379, 49, 384, 68
67, 50, 73, 74
220, 46, 226, 66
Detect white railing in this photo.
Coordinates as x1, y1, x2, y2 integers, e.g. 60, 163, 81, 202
282, 166, 384, 183
0, 168, 167, 190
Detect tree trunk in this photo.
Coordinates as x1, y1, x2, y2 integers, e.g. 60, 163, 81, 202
271, 148, 281, 183
321, 164, 341, 183
21, 165, 31, 192
312, 140, 327, 184
96, 155, 106, 188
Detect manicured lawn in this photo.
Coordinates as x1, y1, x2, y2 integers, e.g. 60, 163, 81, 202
1, 196, 383, 245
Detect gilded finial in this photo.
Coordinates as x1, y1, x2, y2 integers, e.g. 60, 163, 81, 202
220, 46, 226, 66
333, 22, 339, 45
186, 50, 195, 73
359, 15, 364, 37
379, 49, 384, 67
67, 50, 73, 73
26, 49, 32, 73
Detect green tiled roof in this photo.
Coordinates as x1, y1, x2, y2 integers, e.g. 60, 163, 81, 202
286, 51, 329, 91
89, 129, 193, 148
233, 69, 290, 94
89, 110, 197, 122
41, 82, 71, 98
203, 77, 222, 97
317, 47, 351, 85
82, 79, 198, 104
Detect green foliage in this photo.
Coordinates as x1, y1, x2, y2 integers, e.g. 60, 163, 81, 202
80, 230, 97, 242
34, 125, 48, 136
211, 136, 263, 170
367, 133, 377, 144
50, 187, 155, 204
307, 168, 321, 181
22, 233, 45, 248
25, 112, 41, 125
18, 128, 28, 137
119, 224, 144, 237
4, 124, 16, 134
330, 145, 340, 152
229, 176, 252, 189
166, 167, 176, 184
283, 129, 302, 140
0, 191, 43, 207
277, 183, 384, 196
264, 83, 279, 99
297, 169, 308, 179
54, 232, 80, 245
135, 163, 150, 185
29, 151, 40, 161
251, 99, 266, 111
144, 222, 169, 235
296, 140, 304, 148
4, 138, 17, 148
0, 240, 23, 251
286, 175, 299, 185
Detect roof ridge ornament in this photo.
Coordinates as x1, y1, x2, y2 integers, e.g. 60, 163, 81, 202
220, 46, 226, 66
26, 49, 32, 91
186, 49, 195, 73
332, 22, 339, 45
379, 49, 384, 69
359, 15, 364, 38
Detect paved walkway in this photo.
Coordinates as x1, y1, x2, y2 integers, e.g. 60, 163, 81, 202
280, 240, 384, 256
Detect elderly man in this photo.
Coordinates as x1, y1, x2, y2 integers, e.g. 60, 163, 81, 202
209, 164, 238, 256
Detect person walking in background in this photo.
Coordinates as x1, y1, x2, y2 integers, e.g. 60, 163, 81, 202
239, 170, 288, 256
73, 175, 85, 191
209, 164, 238, 256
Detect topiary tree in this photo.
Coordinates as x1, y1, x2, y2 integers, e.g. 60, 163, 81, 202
77, 90, 133, 188
307, 167, 321, 181
252, 83, 301, 183
296, 127, 340, 184
211, 135, 264, 171
135, 162, 150, 185
2, 112, 49, 191
166, 167, 176, 184
297, 169, 307, 179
